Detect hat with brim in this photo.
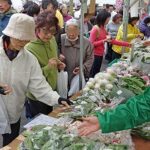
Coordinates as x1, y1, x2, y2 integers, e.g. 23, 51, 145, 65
3, 13, 36, 41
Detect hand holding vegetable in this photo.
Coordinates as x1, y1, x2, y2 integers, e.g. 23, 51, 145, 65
57, 61, 66, 71
78, 116, 100, 136
58, 97, 73, 108
0, 83, 12, 95
48, 58, 58, 69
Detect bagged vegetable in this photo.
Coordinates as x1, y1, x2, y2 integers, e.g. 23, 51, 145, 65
68, 74, 86, 97
57, 71, 68, 98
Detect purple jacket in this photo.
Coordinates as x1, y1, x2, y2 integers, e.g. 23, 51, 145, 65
139, 16, 150, 38
63, 15, 72, 23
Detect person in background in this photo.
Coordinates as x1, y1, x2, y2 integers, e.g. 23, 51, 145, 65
112, 16, 143, 61
78, 86, 150, 136
90, 16, 96, 26
41, 0, 64, 28
90, 10, 131, 77
105, 13, 122, 62
139, 8, 148, 21
60, 19, 94, 85
22, 1, 40, 18
25, 12, 65, 119
83, 12, 93, 38
41, 0, 65, 53
0, 13, 71, 146
60, 4, 72, 23
0, 0, 16, 36
139, 16, 150, 38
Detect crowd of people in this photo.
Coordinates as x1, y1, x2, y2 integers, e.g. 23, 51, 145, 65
0, 0, 150, 147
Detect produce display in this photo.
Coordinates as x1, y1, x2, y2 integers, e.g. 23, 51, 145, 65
19, 42, 150, 149
19, 125, 131, 150
131, 39, 150, 75
64, 61, 148, 120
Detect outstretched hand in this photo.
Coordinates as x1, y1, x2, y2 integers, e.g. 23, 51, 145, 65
78, 116, 100, 136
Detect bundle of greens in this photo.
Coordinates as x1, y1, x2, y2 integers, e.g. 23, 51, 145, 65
119, 76, 146, 95
59, 94, 98, 119
19, 125, 129, 150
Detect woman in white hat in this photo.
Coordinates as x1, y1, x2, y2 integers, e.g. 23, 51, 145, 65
0, 13, 72, 146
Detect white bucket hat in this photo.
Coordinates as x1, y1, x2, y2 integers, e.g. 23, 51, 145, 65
3, 13, 36, 41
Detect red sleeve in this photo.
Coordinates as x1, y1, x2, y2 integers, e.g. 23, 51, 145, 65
111, 39, 131, 47
89, 27, 104, 47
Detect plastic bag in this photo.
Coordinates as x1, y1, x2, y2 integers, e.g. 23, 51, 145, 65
0, 95, 11, 134
68, 74, 86, 97
57, 71, 68, 98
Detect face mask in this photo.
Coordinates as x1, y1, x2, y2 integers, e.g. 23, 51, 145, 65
66, 35, 78, 42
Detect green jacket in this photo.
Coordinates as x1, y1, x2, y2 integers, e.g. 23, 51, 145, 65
96, 87, 150, 133
25, 37, 58, 100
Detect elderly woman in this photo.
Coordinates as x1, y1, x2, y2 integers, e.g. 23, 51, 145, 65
60, 18, 94, 86
0, 13, 71, 146
25, 12, 66, 119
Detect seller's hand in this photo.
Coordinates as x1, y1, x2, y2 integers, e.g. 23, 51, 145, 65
0, 83, 12, 95
58, 97, 73, 108
57, 61, 66, 71
143, 41, 150, 46
59, 54, 65, 62
48, 58, 58, 69
78, 116, 100, 136
73, 67, 80, 75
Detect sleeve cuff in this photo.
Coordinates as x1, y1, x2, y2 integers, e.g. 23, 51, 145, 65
95, 111, 108, 133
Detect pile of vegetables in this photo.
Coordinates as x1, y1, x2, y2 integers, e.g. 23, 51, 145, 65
19, 125, 130, 150
131, 41, 150, 75
19, 45, 150, 150
59, 93, 98, 119
119, 76, 146, 95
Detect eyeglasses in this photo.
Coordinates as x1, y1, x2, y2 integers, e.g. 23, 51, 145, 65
41, 27, 56, 35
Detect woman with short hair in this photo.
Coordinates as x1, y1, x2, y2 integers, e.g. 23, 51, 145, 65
25, 11, 66, 119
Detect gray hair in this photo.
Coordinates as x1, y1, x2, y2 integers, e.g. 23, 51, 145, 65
65, 18, 79, 30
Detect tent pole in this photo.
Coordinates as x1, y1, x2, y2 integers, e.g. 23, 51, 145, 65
79, 0, 85, 90
122, 0, 130, 54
